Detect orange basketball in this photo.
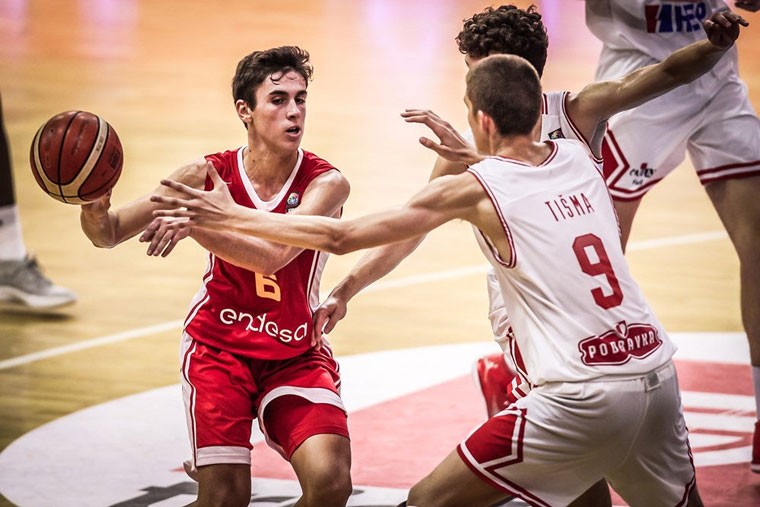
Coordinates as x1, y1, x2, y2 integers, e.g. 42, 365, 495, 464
29, 110, 123, 204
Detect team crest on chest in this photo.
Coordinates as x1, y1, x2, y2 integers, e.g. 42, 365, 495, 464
286, 192, 300, 213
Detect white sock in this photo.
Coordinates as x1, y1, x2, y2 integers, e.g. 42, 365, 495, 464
0, 204, 27, 260
753, 366, 760, 420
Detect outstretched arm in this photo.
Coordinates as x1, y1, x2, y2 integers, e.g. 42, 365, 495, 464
313, 151, 470, 333
151, 164, 481, 255
568, 9, 748, 154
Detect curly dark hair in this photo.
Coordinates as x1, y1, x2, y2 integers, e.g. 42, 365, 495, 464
232, 46, 313, 109
456, 5, 548, 77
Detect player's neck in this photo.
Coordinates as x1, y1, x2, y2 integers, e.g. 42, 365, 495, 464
493, 136, 552, 167
243, 145, 299, 199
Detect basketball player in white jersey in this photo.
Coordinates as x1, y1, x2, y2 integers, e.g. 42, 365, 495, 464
585, 0, 760, 472
151, 53, 705, 507
79, 47, 352, 507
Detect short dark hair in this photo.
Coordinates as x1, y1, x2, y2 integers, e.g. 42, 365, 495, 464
456, 5, 548, 77
466, 54, 542, 137
232, 46, 313, 108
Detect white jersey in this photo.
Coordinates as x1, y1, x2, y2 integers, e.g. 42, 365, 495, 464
468, 139, 676, 385
586, 0, 737, 85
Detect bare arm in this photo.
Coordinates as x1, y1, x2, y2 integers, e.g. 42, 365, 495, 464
567, 10, 748, 151
324, 152, 470, 305
187, 169, 349, 274
152, 165, 484, 255
80, 160, 207, 248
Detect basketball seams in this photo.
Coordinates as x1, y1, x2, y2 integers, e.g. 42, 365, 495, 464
79, 124, 122, 201
56, 111, 80, 203
30, 110, 123, 205
30, 121, 61, 197
68, 114, 108, 201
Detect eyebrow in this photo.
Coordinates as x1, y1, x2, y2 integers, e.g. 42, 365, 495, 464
268, 89, 307, 97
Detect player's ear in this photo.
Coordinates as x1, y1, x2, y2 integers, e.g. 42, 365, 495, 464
235, 99, 253, 126
477, 110, 493, 135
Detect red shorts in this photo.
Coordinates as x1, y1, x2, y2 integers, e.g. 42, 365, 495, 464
180, 333, 348, 470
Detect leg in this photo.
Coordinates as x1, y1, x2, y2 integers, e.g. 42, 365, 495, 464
705, 175, 760, 470
0, 92, 76, 309
184, 464, 251, 507
406, 449, 509, 507
473, 352, 515, 417
568, 480, 611, 507
611, 197, 642, 252
264, 395, 351, 507
687, 485, 704, 507
290, 433, 352, 507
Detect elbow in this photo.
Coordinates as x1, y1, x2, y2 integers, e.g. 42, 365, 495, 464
87, 235, 118, 249
325, 228, 355, 256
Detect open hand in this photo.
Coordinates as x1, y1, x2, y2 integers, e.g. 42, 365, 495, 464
150, 162, 235, 228
401, 109, 484, 166
139, 216, 192, 257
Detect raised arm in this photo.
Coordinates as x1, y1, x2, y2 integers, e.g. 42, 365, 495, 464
567, 9, 748, 154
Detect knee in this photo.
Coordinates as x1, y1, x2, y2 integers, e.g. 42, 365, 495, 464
197, 478, 251, 507
300, 467, 352, 507
197, 487, 250, 507
407, 483, 434, 507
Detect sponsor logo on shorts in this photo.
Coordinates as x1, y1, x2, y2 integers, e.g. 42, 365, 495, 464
219, 307, 308, 343
579, 320, 662, 365
628, 162, 655, 186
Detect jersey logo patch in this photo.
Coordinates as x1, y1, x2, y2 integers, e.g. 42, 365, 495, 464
286, 192, 300, 213
579, 320, 663, 365
548, 128, 565, 140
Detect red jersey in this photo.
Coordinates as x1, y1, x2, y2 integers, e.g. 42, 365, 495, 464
184, 148, 337, 360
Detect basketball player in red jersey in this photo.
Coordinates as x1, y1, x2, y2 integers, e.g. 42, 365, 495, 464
79, 46, 352, 507
152, 53, 705, 507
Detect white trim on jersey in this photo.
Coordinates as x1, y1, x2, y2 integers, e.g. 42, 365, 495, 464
183, 253, 215, 329
180, 337, 200, 469
237, 147, 304, 211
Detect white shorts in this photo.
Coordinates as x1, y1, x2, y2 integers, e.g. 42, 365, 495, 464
458, 361, 696, 507
598, 50, 760, 201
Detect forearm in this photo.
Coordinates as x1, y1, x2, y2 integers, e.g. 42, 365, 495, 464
329, 235, 427, 303
80, 208, 119, 248
191, 227, 300, 275
658, 39, 728, 86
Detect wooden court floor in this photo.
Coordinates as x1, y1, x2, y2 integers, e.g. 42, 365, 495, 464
1, 1, 759, 506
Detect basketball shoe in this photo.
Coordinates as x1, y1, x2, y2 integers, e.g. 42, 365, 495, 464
752, 421, 760, 473
472, 352, 515, 418
0, 256, 76, 309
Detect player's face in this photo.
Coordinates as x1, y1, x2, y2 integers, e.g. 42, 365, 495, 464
249, 70, 307, 152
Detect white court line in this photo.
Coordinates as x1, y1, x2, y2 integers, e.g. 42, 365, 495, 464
0, 229, 730, 370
